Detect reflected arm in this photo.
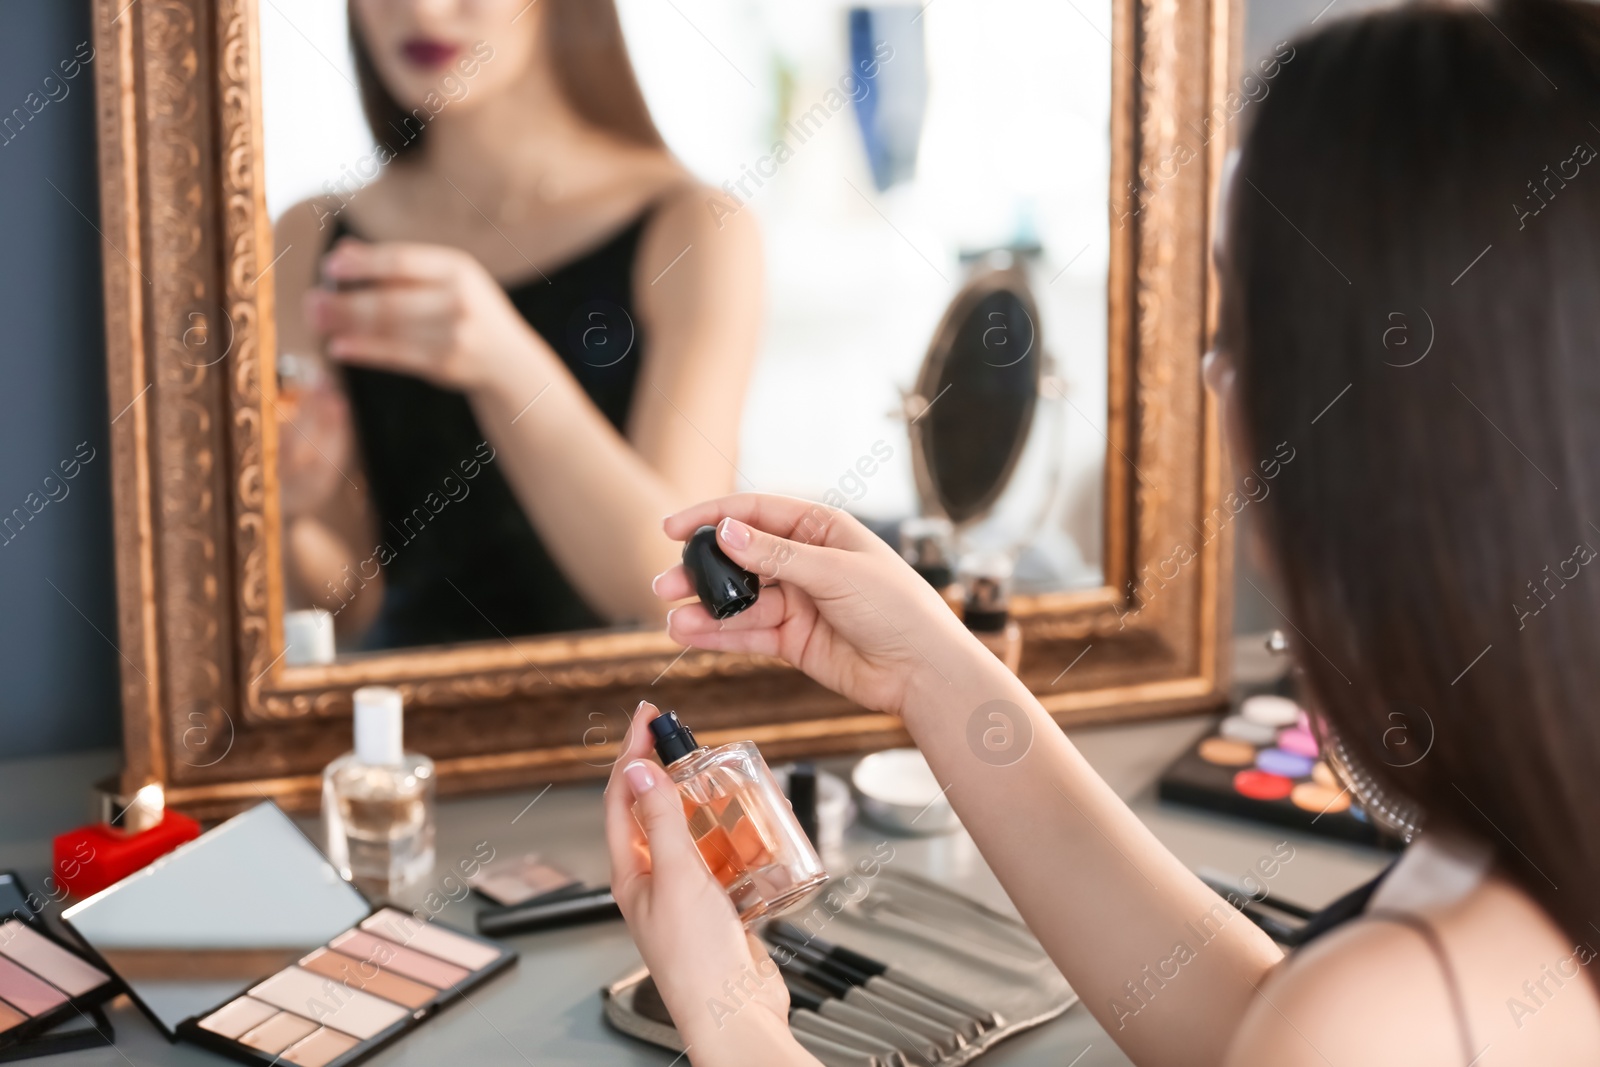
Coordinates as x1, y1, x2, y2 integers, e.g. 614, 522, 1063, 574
467, 186, 761, 625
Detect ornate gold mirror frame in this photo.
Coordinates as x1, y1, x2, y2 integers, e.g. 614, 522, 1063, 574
92, 0, 1238, 816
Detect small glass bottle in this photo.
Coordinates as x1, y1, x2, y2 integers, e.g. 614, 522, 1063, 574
648, 712, 827, 924
960, 552, 1023, 674
323, 686, 435, 898
899, 516, 963, 614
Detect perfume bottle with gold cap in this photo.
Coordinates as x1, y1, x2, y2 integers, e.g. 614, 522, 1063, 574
648, 711, 827, 923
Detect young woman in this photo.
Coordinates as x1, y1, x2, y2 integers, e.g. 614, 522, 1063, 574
273, 0, 760, 647
605, 3, 1600, 1063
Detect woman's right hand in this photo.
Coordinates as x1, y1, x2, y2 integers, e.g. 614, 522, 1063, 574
654, 494, 981, 718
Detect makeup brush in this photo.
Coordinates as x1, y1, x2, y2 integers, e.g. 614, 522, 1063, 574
790, 1028, 890, 1067
788, 1007, 913, 1067
771, 944, 966, 1055
771, 921, 1002, 1028
636, 973, 910, 1067
782, 976, 945, 1064
765, 929, 986, 1038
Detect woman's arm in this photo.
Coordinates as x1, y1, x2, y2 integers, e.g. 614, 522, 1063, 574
895, 635, 1285, 1064
469, 186, 761, 623
310, 186, 762, 625
272, 200, 383, 637
653, 496, 1285, 1067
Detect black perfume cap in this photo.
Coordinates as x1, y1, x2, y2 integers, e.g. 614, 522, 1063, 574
648, 711, 701, 766
682, 524, 760, 619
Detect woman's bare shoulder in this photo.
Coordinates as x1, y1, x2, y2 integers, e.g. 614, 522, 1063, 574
1226, 875, 1600, 1066
1224, 918, 1471, 1067
632, 178, 761, 293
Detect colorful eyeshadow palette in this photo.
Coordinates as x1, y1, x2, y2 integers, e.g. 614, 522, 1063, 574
63, 803, 516, 1067
0, 873, 117, 1052
1158, 694, 1401, 848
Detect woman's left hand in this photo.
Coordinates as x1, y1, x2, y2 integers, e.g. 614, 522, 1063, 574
605, 701, 801, 1062
304, 237, 547, 394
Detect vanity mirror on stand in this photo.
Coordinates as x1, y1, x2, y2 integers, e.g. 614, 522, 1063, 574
90, 0, 1238, 815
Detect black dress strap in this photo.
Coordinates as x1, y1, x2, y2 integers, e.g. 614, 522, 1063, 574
1364, 909, 1478, 1066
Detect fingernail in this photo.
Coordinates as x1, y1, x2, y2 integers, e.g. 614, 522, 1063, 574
664, 607, 678, 629
635, 699, 654, 714
718, 517, 751, 550
650, 570, 668, 594
623, 760, 654, 793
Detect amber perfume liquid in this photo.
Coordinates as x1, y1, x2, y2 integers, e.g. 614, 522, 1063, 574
323, 686, 436, 898
649, 714, 826, 923
323, 755, 435, 896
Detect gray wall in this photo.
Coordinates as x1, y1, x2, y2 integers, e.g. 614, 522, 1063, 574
0, 0, 120, 756
0, 0, 1392, 757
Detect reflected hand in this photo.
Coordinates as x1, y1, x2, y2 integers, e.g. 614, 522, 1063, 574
305, 238, 549, 393
605, 700, 797, 1058
277, 366, 352, 518
654, 494, 978, 718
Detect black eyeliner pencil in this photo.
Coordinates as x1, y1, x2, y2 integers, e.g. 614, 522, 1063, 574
475, 886, 620, 937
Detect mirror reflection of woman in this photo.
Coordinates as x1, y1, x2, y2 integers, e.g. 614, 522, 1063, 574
273, 0, 759, 648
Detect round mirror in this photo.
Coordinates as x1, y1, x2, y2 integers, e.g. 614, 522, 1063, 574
909, 262, 1044, 527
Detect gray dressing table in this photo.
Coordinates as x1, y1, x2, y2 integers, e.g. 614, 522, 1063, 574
0, 700, 1388, 1066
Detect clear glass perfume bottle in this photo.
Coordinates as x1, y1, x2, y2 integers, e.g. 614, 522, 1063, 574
322, 686, 435, 898
649, 712, 827, 923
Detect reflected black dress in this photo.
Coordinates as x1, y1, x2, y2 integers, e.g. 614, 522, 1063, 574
327, 210, 653, 648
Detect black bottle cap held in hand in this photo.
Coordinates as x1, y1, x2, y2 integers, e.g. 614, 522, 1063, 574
682, 523, 761, 619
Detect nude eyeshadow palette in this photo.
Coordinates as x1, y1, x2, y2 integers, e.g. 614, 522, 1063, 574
1157, 693, 1400, 848
181, 907, 511, 1066
0, 872, 118, 1053
63, 803, 516, 1067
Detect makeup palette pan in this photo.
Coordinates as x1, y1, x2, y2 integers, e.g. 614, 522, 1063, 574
1157, 694, 1401, 848
63, 803, 516, 1067
0, 873, 118, 1053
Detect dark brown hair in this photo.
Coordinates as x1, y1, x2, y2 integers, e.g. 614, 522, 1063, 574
349, 0, 665, 160
1222, 0, 1600, 970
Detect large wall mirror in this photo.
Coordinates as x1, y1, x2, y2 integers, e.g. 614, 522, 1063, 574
92, 0, 1236, 815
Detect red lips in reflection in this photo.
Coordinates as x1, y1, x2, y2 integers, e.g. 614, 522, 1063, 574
400, 38, 460, 70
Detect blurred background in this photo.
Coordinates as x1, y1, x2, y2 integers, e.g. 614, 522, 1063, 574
0, 0, 1397, 756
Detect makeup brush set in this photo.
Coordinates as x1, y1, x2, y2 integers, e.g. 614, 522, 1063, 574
603, 869, 1075, 1066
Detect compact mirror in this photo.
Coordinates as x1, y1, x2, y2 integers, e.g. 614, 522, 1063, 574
63, 804, 369, 1036
909, 262, 1044, 528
